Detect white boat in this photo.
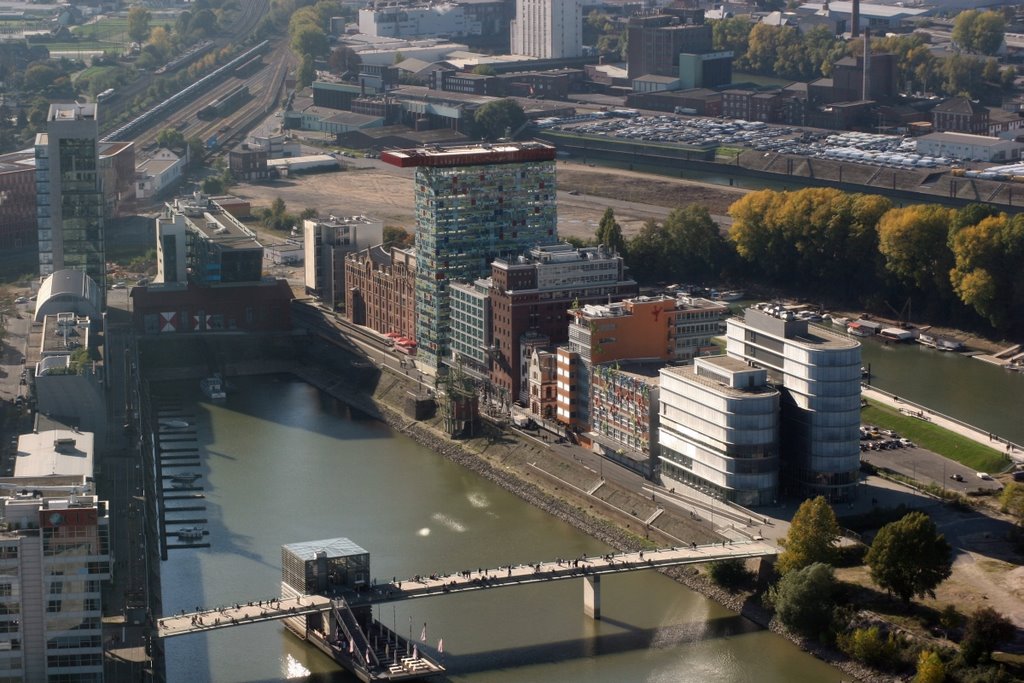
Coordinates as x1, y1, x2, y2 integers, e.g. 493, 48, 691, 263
715, 290, 745, 301
161, 419, 190, 430
200, 375, 226, 400
176, 526, 205, 541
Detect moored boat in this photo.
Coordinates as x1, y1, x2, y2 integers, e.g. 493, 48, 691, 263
200, 375, 226, 400
176, 526, 205, 540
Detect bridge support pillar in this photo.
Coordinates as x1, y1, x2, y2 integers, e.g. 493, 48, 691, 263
583, 575, 601, 620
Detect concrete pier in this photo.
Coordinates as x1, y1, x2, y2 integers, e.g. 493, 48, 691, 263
583, 575, 601, 620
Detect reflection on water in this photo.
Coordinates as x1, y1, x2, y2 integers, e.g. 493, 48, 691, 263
158, 375, 841, 682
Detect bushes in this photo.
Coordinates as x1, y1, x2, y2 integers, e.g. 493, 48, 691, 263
838, 626, 900, 669
707, 558, 754, 590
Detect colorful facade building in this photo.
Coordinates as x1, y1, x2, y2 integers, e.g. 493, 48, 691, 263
526, 347, 558, 420
344, 245, 418, 341
725, 308, 861, 502
588, 363, 660, 478
659, 355, 780, 505
381, 142, 559, 370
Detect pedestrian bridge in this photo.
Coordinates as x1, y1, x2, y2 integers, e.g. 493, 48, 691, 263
157, 540, 776, 639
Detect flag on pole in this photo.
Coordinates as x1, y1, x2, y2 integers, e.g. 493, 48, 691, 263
420, 622, 427, 642
438, 637, 444, 654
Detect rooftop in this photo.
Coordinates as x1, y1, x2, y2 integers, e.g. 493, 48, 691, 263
380, 140, 556, 168
15, 429, 95, 479
919, 132, 1009, 147
48, 103, 96, 122
662, 360, 779, 399
40, 312, 90, 357
282, 537, 368, 561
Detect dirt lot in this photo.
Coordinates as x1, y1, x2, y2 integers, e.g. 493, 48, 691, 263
231, 160, 750, 242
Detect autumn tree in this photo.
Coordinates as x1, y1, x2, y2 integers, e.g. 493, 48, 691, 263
948, 211, 1024, 333
913, 650, 946, 683
595, 208, 626, 255
711, 17, 754, 57
777, 496, 841, 575
128, 5, 152, 44
865, 511, 952, 605
769, 562, 837, 638
959, 607, 1014, 665
877, 204, 956, 299
999, 481, 1024, 524
472, 99, 526, 140
383, 225, 413, 249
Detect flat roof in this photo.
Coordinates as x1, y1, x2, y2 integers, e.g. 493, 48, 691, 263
187, 211, 262, 249
15, 429, 94, 479
282, 537, 368, 561
919, 132, 1010, 147
381, 141, 556, 168
798, 2, 928, 19
662, 363, 779, 398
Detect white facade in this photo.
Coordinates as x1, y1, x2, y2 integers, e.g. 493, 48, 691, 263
0, 432, 108, 683
358, 4, 481, 38
135, 148, 184, 199
726, 308, 861, 502
915, 132, 1023, 162
659, 356, 780, 506
155, 211, 188, 284
510, 0, 582, 59
449, 278, 492, 370
303, 215, 384, 308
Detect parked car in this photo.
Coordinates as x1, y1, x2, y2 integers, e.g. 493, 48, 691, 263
976, 472, 992, 480
13, 296, 27, 304
950, 473, 964, 482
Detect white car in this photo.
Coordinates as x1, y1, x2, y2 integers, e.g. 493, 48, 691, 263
977, 472, 992, 480
13, 297, 28, 304
111, 283, 126, 290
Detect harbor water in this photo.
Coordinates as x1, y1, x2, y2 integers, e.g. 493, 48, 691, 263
159, 375, 841, 682
859, 337, 1024, 445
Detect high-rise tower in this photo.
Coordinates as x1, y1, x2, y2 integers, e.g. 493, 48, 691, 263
510, 0, 583, 59
381, 142, 559, 369
35, 104, 106, 292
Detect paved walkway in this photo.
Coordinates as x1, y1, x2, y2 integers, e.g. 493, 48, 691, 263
157, 542, 776, 638
861, 384, 1021, 464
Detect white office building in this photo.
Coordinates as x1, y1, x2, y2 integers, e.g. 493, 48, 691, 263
510, 0, 582, 59
726, 308, 862, 502
0, 429, 109, 683
659, 356, 780, 506
358, 3, 481, 39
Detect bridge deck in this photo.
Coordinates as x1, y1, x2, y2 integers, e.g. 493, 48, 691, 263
157, 541, 776, 639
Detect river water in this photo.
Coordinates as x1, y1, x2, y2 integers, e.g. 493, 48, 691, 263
158, 375, 840, 682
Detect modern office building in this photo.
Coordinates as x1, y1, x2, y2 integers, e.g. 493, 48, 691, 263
659, 355, 781, 505
725, 308, 861, 502
358, 3, 479, 39
0, 151, 37, 250
303, 215, 384, 309
489, 243, 636, 402
381, 142, 559, 370
345, 245, 418, 341
510, 0, 582, 59
35, 104, 106, 292
0, 427, 109, 683
626, 12, 713, 80
449, 277, 493, 378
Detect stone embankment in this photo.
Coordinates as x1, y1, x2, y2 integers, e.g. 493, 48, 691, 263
299, 361, 898, 683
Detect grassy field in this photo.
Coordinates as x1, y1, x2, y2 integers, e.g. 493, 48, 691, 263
73, 18, 130, 42
861, 400, 1009, 473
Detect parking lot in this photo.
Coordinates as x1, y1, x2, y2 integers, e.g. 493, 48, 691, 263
545, 113, 953, 171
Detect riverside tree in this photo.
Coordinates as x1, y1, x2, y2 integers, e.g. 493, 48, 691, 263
776, 496, 840, 575
770, 562, 837, 638
865, 511, 952, 605
959, 607, 1014, 665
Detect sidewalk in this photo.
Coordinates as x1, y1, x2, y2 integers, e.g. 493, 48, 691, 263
861, 385, 1020, 463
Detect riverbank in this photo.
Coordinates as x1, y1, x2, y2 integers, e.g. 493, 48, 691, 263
295, 357, 899, 683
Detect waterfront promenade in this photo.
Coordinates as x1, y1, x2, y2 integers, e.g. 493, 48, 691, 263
861, 384, 1022, 463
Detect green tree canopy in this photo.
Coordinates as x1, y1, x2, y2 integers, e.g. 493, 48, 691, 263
291, 25, 329, 59
777, 496, 841, 575
128, 5, 152, 44
383, 225, 413, 249
296, 53, 315, 89
595, 208, 626, 255
156, 128, 186, 150
770, 562, 837, 638
959, 607, 1014, 665
472, 99, 526, 141
472, 64, 496, 76
626, 205, 729, 285
865, 511, 952, 604
952, 10, 1006, 55
328, 46, 361, 76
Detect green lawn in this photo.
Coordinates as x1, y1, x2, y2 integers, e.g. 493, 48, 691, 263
861, 400, 1009, 473
73, 18, 130, 41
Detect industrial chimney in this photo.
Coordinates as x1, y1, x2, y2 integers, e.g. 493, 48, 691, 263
862, 27, 871, 100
